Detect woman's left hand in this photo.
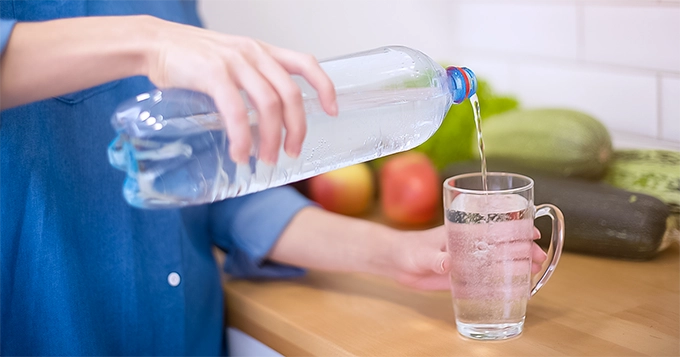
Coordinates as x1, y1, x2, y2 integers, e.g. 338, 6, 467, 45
390, 226, 548, 290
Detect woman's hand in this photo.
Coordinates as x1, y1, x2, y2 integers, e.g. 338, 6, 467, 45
389, 226, 548, 291
271, 207, 548, 292
144, 17, 338, 164
1, 15, 337, 165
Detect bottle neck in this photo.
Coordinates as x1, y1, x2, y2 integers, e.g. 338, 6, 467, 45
446, 66, 477, 104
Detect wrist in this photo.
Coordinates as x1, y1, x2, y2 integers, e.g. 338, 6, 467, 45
125, 15, 162, 78
362, 223, 401, 279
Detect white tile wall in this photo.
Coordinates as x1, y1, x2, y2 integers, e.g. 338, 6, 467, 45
446, 54, 516, 95
451, 2, 579, 60
583, 5, 680, 72
199, 0, 452, 60
199, 0, 680, 149
447, 0, 680, 149
661, 76, 680, 142
516, 64, 658, 136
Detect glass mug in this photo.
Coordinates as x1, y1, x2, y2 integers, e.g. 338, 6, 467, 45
443, 172, 565, 340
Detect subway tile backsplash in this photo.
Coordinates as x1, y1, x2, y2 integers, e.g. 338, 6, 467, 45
583, 5, 680, 72
200, 0, 680, 150
515, 64, 658, 137
444, 51, 516, 94
661, 76, 680, 142
451, 2, 579, 60
449, 0, 680, 149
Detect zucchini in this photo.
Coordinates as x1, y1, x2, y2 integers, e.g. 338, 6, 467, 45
603, 149, 680, 211
476, 108, 613, 179
441, 161, 671, 260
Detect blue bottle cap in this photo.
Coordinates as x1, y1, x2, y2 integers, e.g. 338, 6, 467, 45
446, 66, 477, 104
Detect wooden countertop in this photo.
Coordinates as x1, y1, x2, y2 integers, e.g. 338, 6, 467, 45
224, 211, 680, 356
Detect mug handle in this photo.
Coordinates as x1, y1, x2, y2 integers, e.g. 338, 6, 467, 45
531, 204, 565, 297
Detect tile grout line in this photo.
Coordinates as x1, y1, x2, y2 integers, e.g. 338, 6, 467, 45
455, 47, 680, 77
657, 73, 664, 140
456, 0, 680, 7
576, 2, 586, 62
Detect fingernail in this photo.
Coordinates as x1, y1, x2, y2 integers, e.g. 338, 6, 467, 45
284, 147, 300, 159
261, 156, 277, 166
439, 259, 449, 274
330, 102, 338, 116
230, 148, 249, 164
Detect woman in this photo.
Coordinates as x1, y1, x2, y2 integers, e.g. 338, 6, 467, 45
0, 1, 546, 355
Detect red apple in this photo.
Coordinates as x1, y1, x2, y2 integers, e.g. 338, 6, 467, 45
379, 151, 440, 225
308, 163, 375, 216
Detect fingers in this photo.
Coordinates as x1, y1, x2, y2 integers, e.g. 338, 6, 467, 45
404, 237, 452, 275
395, 236, 451, 291
531, 243, 548, 274
220, 40, 331, 164
266, 45, 338, 117
532, 243, 548, 264
208, 75, 251, 164
229, 54, 284, 165
149, 28, 336, 165
252, 53, 307, 159
530, 228, 546, 274
410, 227, 451, 273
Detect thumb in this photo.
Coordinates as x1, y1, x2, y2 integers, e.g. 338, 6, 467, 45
417, 251, 451, 275
436, 251, 452, 274
406, 226, 452, 275
406, 237, 452, 274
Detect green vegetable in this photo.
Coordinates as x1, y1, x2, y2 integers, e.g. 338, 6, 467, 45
441, 161, 671, 260
414, 79, 519, 170
476, 108, 613, 179
603, 149, 680, 210
533, 178, 670, 260
664, 215, 680, 251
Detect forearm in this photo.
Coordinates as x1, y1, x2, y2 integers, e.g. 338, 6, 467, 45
0, 15, 155, 109
268, 206, 398, 278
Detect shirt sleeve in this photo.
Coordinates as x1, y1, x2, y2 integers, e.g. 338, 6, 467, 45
0, 19, 17, 55
208, 186, 315, 279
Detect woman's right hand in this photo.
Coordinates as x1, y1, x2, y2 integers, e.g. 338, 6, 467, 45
1, 15, 336, 164
142, 16, 338, 164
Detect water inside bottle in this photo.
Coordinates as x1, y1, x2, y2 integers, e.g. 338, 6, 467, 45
470, 94, 488, 191
113, 87, 449, 208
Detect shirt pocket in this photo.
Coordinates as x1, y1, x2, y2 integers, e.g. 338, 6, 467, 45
54, 81, 122, 104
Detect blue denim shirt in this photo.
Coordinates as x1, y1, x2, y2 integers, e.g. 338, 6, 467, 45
1, 1, 309, 355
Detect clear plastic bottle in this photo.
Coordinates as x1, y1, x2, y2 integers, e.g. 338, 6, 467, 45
108, 45, 477, 208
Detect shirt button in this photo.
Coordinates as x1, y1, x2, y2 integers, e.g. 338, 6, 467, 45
167, 272, 181, 287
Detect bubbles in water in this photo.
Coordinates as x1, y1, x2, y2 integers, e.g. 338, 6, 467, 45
374, 139, 385, 157
473, 241, 490, 258
116, 87, 450, 208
